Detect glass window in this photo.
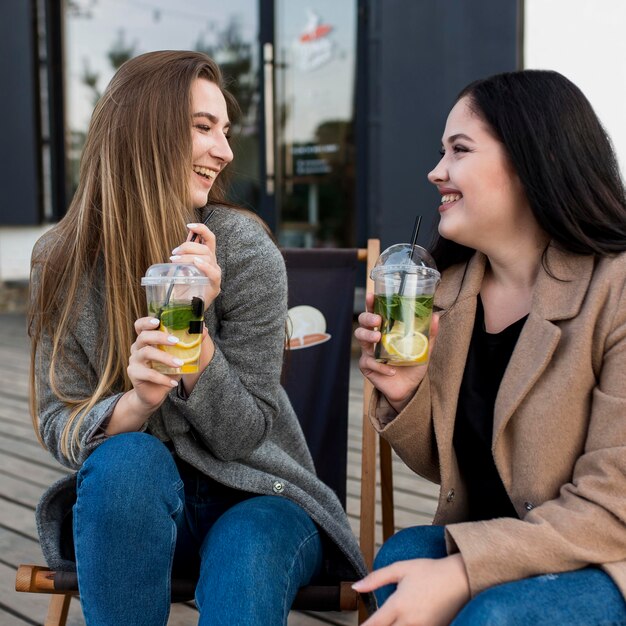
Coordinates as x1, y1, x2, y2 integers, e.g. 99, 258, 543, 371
64, 0, 259, 208
275, 1, 357, 247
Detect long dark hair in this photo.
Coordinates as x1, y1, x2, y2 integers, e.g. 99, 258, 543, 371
431, 69, 626, 271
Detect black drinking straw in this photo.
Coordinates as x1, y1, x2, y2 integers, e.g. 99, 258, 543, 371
399, 215, 422, 296
158, 209, 216, 320
189, 208, 215, 242
386, 215, 421, 334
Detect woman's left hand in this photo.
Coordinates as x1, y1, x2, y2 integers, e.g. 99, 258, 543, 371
353, 554, 471, 626
170, 221, 221, 306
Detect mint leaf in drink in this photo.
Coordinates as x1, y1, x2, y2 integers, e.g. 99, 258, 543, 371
160, 303, 197, 330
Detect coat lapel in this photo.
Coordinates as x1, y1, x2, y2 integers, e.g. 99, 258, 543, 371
493, 245, 596, 446
432, 255, 485, 457
433, 246, 595, 465
492, 314, 561, 447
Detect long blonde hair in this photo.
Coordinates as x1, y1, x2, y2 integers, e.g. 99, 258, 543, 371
29, 51, 237, 462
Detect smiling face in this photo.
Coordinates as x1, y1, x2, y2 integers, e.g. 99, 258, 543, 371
188, 78, 234, 209
427, 97, 538, 254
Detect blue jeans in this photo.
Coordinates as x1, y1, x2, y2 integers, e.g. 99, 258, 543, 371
374, 525, 626, 625
73, 432, 323, 625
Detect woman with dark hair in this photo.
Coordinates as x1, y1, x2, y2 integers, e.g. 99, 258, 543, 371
29, 50, 366, 625
353, 69, 626, 625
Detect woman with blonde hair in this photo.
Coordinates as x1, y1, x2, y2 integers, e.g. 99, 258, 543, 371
30, 50, 366, 625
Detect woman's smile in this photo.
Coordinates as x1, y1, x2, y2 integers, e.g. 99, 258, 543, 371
438, 189, 463, 212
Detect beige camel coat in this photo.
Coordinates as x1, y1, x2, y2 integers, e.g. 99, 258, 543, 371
371, 245, 626, 599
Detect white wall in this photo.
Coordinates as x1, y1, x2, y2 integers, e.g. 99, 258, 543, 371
0, 226, 51, 282
524, 0, 626, 175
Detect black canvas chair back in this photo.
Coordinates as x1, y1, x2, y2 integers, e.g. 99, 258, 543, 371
281, 247, 359, 507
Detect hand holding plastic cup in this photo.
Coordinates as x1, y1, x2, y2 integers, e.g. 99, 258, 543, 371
141, 263, 209, 374
370, 244, 440, 366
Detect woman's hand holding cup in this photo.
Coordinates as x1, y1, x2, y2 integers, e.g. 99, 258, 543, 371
104, 316, 187, 436
355, 293, 439, 414
127, 317, 186, 411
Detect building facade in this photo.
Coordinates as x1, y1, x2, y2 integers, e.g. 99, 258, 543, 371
1, 0, 523, 283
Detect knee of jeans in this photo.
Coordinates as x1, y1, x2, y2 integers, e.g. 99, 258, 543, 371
78, 433, 178, 502
374, 525, 445, 571
374, 536, 403, 572
206, 497, 318, 564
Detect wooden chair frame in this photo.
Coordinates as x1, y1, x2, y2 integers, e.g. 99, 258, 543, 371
16, 239, 396, 626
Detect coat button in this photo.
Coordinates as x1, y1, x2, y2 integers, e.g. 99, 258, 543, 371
272, 480, 285, 494
446, 489, 455, 502
524, 501, 534, 511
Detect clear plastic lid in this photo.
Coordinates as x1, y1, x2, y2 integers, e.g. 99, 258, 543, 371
370, 243, 440, 279
141, 263, 210, 286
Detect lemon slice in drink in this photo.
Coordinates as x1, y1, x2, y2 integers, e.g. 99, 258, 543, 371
159, 324, 202, 364
382, 330, 429, 364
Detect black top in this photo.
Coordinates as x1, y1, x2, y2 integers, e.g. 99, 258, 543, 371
453, 297, 528, 521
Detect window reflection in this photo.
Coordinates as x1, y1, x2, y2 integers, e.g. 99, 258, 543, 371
64, 0, 259, 209
275, 1, 356, 247
64, 0, 358, 248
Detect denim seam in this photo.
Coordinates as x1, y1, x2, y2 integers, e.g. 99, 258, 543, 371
281, 529, 321, 624
159, 516, 177, 626
159, 480, 184, 626
170, 479, 184, 519
73, 489, 92, 625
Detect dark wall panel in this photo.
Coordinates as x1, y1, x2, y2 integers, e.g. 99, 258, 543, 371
366, 0, 520, 249
0, 0, 40, 225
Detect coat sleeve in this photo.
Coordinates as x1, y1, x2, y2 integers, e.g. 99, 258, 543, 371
445, 282, 626, 596
162, 216, 287, 461
370, 377, 440, 484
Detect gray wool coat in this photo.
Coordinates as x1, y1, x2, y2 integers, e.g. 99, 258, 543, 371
33, 207, 367, 588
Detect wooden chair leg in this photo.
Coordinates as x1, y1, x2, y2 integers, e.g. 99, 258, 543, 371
358, 601, 369, 624
380, 437, 395, 542
358, 238, 382, 626
45, 594, 72, 626
359, 378, 377, 571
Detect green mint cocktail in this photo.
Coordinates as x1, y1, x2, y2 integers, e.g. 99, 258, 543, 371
370, 243, 440, 367
374, 294, 434, 365
148, 300, 204, 373
142, 263, 208, 375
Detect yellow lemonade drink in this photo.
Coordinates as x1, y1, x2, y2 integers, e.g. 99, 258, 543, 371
374, 294, 434, 365
142, 263, 209, 375
149, 301, 204, 373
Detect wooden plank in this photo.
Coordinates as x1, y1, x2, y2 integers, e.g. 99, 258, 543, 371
0, 471, 50, 510
1, 498, 38, 539
0, 454, 67, 489
0, 433, 69, 473
0, 420, 46, 445
0, 526, 44, 565
0, 406, 37, 428
0, 607, 33, 625
168, 602, 201, 625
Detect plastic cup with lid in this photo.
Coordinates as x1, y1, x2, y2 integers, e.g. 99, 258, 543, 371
141, 263, 209, 374
370, 244, 441, 366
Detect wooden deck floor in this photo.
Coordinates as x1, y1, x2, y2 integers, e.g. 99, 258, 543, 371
0, 312, 437, 625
